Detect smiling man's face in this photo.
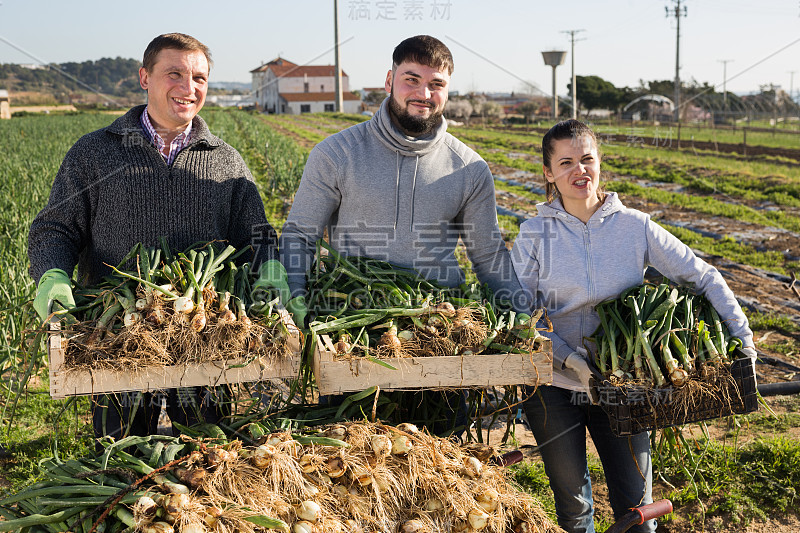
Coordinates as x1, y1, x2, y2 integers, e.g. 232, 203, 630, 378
139, 47, 209, 134
385, 60, 450, 136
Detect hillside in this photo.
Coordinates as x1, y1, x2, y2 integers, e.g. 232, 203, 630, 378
0, 57, 144, 106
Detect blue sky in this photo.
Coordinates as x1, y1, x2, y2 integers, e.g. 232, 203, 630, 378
1, 0, 798, 97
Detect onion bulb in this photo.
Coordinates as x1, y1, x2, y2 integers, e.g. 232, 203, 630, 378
370, 434, 392, 458
296, 500, 321, 522
476, 487, 500, 512
397, 329, 415, 341
175, 466, 206, 488
206, 446, 237, 466
379, 324, 402, 351
299, 454, 319, 474
463, 456, 482, 478
335, 334, 351, 354
219, 307, 236, 323
374, 475, 390, 493
124, 311, 141, 327
324, 425, 347, 440
173, 296, 194, 314
252, 444, 277, 469
399, 519, 428, 533
426, 315, 444, 328
514, 521, 534, 533
352, 467, 373, 486
143, 522, 174, 533
133, 495, 158, 524
423, 498, 444, 512
468, 508, 490, 530
391, 435, 413, 455
191, 300, 207, 332
181, 522, 206, 533
326, 456, 346, 478
293, 520, 316, 533
202, 506, 223, 528
162, 493, 190, 517
135, 298, 149, 311
146, 307, 166, 325
266, 431, 291, 446
395, 423, 419, 434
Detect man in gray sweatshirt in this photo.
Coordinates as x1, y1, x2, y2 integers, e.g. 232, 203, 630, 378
280, 35, 521, 306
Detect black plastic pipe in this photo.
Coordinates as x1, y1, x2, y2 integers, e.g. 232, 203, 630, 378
757, 381, 800, 396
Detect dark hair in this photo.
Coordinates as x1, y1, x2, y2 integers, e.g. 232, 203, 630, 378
142, 33, 213, 72
392, 35, 454, 75
542, 119, 603, 203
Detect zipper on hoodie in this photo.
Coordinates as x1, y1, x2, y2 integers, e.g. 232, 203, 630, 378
582, 223, 594, 347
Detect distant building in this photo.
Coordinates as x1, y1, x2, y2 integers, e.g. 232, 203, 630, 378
0, 89, 11, 119
206, 94, 256, 108
250, 57, 361, 114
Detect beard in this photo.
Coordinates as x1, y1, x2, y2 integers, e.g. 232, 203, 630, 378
388, 92, 444, 136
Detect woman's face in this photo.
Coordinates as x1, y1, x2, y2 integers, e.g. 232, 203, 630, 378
543, 135, 601, 210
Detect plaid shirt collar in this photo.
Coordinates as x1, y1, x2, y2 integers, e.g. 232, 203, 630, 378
140, 107, 193, 165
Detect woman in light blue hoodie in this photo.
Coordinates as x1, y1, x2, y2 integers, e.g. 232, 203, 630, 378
511, 120, 755, 533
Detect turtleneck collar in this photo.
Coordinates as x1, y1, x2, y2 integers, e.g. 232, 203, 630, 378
367, 96, 448, 156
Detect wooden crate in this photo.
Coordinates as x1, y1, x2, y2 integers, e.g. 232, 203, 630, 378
48, 307, 301, 399
313, 335, 552, 395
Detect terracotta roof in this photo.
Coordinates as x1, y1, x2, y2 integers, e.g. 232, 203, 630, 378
250, 57, 348, 78
362, 87, 387, 94
280, 92, 361, 102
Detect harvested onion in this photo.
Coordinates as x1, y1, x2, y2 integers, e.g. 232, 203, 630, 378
296, 500, 321, 522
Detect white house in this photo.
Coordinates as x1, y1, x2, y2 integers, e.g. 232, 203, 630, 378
250, 57, 361, 114
0, 90, 10, 120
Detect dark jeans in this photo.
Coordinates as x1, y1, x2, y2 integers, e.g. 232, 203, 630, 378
91, 386, 230, 449
524, 385, 655, 533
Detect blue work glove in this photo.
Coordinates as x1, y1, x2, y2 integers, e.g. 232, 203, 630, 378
33, 268, 75, 322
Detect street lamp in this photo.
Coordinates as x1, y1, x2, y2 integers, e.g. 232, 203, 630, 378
542, 50, 567, 120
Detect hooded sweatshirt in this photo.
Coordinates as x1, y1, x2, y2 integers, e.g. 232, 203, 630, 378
511, 192, 753, 391
280, 97, 520, 300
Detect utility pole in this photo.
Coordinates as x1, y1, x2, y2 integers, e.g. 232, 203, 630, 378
334, 0, 344, 112
718, 59, 733, 107
790, 70, 797, 105
561, 29, 585, 120
666, 0, 687, 123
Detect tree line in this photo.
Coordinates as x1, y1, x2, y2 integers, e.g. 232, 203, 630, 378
0, 57, 142, 101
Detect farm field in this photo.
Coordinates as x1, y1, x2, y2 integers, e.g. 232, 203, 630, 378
1, 109, 799, 532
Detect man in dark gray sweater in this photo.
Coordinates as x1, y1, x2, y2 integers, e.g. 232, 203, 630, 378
28, 33, 277, 443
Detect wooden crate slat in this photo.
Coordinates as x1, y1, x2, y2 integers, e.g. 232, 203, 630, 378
314, 336, 552, 395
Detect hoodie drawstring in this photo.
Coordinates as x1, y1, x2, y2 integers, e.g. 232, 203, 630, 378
394, 151, 401, 230
410, 155, 419, 231
393, 151, 421, 231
